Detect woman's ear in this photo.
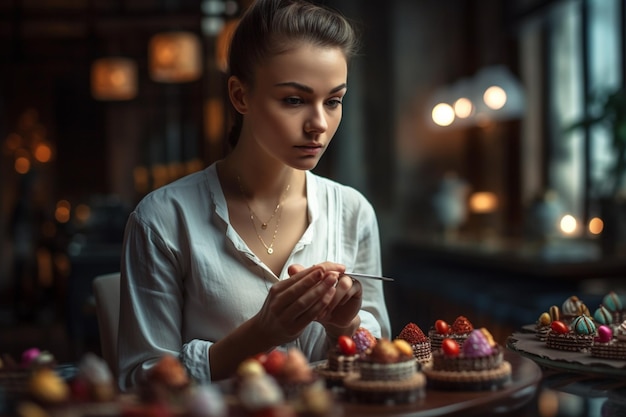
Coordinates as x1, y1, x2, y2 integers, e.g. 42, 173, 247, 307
228, 76, 248, 114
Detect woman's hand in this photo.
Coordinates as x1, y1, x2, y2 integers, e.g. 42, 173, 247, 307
288, 264, 363, 337
252, 262, 345, 348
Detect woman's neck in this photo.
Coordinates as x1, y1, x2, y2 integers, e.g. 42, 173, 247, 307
217, 156, 305, 202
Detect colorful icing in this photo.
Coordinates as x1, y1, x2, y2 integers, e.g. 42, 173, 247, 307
451, 316, 474, 334
594, 305, 613, 325
550, 320, 569, 334
538, 312, 551, 326
352, 327, 377, 353
562, 296, 586, 316
595, 325, 613, 343
397, 322, 428, 344
549, 305, 560, 321
572, 314, 596, 335
479, 328, 496, 347
602, 291, 623, 312
461, 329, 494, 357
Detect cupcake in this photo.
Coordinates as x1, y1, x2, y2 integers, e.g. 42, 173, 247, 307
315, 335, 359, 388
396, 322, 432, 365
424, 328, 512, 391
590, 324, 626, 360
343, 338, 425, 405
546, 315, 596, 352
429, 316, 474, 350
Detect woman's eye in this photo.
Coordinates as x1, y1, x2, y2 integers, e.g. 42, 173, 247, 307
326, 98, 343, 108
284, 97, 304, 105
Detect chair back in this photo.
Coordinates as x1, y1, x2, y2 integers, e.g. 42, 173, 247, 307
92, 272, 121, 378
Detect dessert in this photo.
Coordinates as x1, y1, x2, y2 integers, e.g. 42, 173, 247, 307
429, 316, 474, 350
315, 327, 376, 388
535, 305, 560, 341
343, 338, 425, 405
396, 322, 432, 366
546, 315, 596, 352
424, 328, 512, 391
560, 295, 590, 324
72, 353, 116, 402
590, 323, 626, 360
601, 291, 624, 323
236, 349, 334, 417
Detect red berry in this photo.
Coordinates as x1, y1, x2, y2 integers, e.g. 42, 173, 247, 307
435, 319, 450, 334
550, 320, 569, 334
338, 335, 357, 355
262, 349, 287, 375
441, 338, 460, 357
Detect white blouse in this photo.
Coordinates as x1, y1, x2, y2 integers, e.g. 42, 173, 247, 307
117, 163, 391, 389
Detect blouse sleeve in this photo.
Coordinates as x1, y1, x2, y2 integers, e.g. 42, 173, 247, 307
117, 212, 213, 390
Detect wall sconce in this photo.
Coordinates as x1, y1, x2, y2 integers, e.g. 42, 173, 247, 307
149, 31, 202, 83
91, 57, 138, 101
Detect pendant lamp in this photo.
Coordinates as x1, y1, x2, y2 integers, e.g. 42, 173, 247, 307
149, 31, 202, 83
91, 57, 138, 101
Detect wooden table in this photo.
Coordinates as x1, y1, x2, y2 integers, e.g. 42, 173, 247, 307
336, 351, 541, 416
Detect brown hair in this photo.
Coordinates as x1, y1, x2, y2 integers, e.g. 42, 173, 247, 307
226, 0, 359, 147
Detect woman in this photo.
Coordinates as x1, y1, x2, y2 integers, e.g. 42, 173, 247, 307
118, 0, 391, 389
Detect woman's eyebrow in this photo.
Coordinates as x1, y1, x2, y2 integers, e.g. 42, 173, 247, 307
274, 81, 347, 94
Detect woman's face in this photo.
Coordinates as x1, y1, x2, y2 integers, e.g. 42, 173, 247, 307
239, 42, 348, 171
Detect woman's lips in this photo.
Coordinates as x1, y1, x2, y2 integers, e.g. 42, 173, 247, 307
296, 145, 323, 156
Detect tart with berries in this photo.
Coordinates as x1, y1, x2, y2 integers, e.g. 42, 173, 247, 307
423, 328, 512, 391
315, 328, 377, 388
343, 338, 425, 405
428, 316, 474, 350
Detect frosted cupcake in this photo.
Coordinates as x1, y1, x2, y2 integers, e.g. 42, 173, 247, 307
396, 322, 432, 366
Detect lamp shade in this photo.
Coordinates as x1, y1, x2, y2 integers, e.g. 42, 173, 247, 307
91, 57, 137, 101
149, 31, 202, 83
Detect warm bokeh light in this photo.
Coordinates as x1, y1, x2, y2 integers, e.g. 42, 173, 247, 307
588, 217, 604, 235
537, 389, 559, 417
453, 97, 473, 118
483, 85, 507, 110
75, 204, 92, 224
34, 142, 52, 163
55, 200, 71, 223
91, 57, 138, 101
559, 214, 577, 235
14, 155, 31, 174
149, 31, 202, 83
469, 192, 498, 213
432, 103, 455, 126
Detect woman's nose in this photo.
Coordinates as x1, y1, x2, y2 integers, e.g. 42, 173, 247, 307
304, 104, 328, 133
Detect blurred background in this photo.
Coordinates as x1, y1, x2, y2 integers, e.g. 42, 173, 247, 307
0, 0, 624, 378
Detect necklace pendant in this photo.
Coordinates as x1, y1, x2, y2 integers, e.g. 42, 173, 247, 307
267, 247, 274, 254
261, 223, 268, 230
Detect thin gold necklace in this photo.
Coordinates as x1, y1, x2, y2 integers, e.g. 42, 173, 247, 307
236, 176, 291, 255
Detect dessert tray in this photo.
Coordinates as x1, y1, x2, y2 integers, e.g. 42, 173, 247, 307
507, 326, 626, 379
324, 351, 541, 417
